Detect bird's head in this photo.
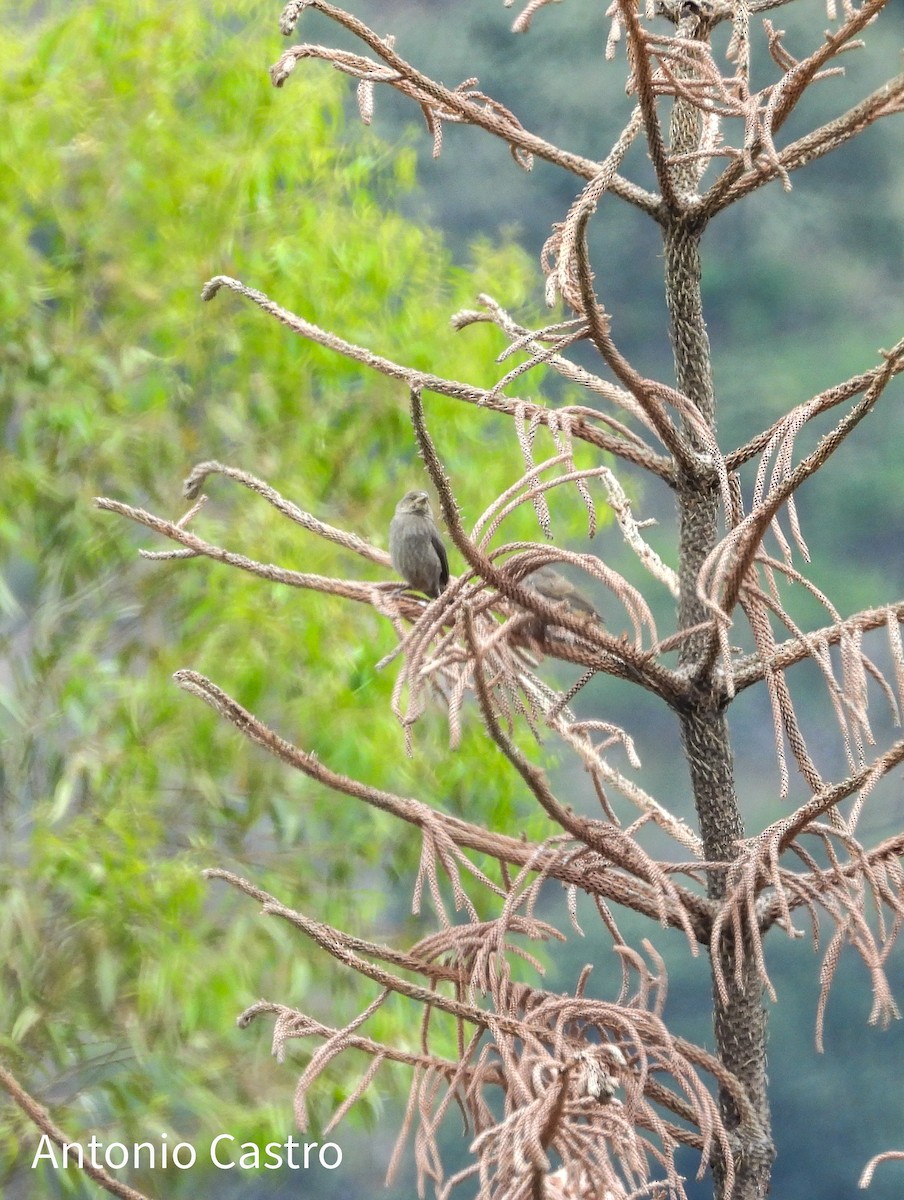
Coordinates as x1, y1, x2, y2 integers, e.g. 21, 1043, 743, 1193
396, 490, 432, 517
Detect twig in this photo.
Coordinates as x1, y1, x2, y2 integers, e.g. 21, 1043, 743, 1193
0, 1063, 153, 1200
200, 275, 671, 465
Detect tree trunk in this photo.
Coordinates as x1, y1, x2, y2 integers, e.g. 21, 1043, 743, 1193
664, 215, 776, 1198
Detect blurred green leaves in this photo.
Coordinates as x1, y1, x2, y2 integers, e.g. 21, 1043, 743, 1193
0, 0, 559, 1186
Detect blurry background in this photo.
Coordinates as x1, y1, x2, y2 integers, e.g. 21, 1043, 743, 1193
1, 1, 903, 1196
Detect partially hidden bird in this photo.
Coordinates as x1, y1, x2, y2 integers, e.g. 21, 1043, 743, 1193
389, 490, 450, 599
523, 564, 603, 625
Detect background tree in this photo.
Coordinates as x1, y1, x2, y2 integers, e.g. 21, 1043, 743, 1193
3, 2, 904, 1199
0, 2, 536, 1196
91, 1, 904, 1198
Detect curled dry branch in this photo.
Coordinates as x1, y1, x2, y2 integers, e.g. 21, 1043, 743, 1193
602, 0, 898, 215
709, 739, 904, 1025
859, 1149, 904, 1190
207, 869, 738, 1199
700, 0, 897, 213
174, 670, 712, 936
687, 337, 904, 789
272, 0, 659, 213
698, 340, 904, 645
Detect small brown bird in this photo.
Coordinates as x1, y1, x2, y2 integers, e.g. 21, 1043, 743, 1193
389, 490, 450, 599
524, 565, 602, 625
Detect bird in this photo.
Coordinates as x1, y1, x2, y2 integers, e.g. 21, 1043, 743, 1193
522, 564, 603, 630
389, 490, 450, 599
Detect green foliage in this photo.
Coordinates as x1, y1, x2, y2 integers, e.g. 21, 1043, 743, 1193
0, 0, 563, 1187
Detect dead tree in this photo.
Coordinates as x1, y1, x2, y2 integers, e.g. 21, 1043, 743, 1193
96, 2, 904, 1198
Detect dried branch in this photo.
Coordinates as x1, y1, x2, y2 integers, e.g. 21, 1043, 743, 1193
759, 0, 890, 138
208, 873, 547, 1036
218, 866, 739, 1200
709, 739, 904, 1008
776, 740, 904, 853
0, 1062, 152, 1200
464, 610, 702, 950
562, 199, 699, 475
181, 460, 390, 565
273, 0, 660, 213
617, 0, 679, 209
458, 293, 675, 467
726, 345, 904, 473
697, 335, 904, 677
95, 494, 401, 601
763, 830, 904, 927
177, 669, 714, 937
200, 274, 669, 465
709, 70, 904, 212
701, 0, 895, 213
237, 996, 467, 1075
457, 298, 645, 423
859, 1150, 904, 1189
732, 601, 904, 694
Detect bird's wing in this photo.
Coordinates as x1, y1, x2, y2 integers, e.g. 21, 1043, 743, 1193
431, 530, 450, 590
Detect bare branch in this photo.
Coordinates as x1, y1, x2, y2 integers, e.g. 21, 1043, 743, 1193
709, 740, 904, 1004
273, 0, 660, 213
733, 601, 904, 694
762, 831, 904, 928
760, 0, 891, 136
617, 0, 679, 208
569, 198, 699, 474
96, 495, 398, 600
182, 459, 393, 562
726, 345, 904, 473
0, 1063, 152, 1200
176, 669, 714, 935
859, 1150, 904, 1189
778, 740, 904, 853
701, 0, 895, 213
697, 336, 904, 672
200, 274, 672, 467
710, 70, 904, 212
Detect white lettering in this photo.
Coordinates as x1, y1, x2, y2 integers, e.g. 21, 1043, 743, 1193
210, 1133, 236, 1168
104, 1143, 129, 1170
263, 1141, 283, 1169
31, 1134, 60, 1168
319, 1142, 342, 1169
61, 1143, 84, 1168
133, 1142, 156, 1169
172, 1142, 196, 1168
238, 1143, 260, 1170
31, 1131, 340, 1173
